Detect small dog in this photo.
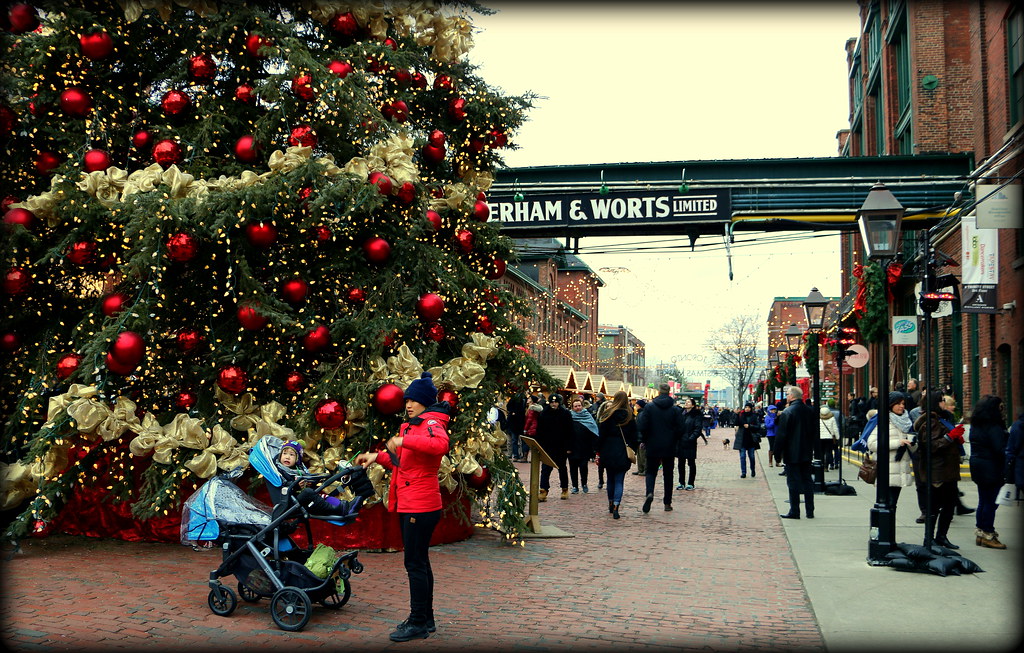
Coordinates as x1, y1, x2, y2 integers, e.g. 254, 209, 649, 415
722, 437, 731, 450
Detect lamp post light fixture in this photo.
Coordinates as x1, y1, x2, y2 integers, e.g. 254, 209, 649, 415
803, 287, 829, 331
784, 323, 804, 353
802, 291, 829, 493
774, 346, 789, 404
857, 182, 905, 564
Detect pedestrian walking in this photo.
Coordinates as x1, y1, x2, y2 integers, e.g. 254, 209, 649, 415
596, 390, 639, 520
775, 386, 816, 519
506, 392, 527, 462
636, 383, 684, 512
568, 397, 598, 494
522, 394, 542, 463
632, 399, 648, 475
968, 395, 1009, 549
867, 392, 916, 512
354, 372, 449, 642
764, 405, 779, 467
913, 392, 965, 548
818, 406, 841, 470
676, 397, 703, 490
536, 393, 572, 501
733, 402, 760, 478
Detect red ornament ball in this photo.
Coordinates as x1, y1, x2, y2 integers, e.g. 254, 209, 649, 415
472, 200, 490, 222
327, 60, 353, 78
56, 353, 82, 380
314, 399, 347, 429
234, 135, 260, 163
411, 72, 427, 88
297, 186, 313, 203
188, 54, 216, 82
110, 331, 145, 366
415, 293, 445, 321
0, 105, 16, 137
396, 182, 416, 205
485, 257, 507, 280
283, 370, 306, 392
363, 237, 391, 264
383, 37, 398, 51
281, 278, 308, 304
291, 74, 314, 101
476, 315, 495, 335
368, 171, 393, 195
217, 365, 248, 394
392, 68, 411, 88
426, 210, 442, 231
175, 391, 198, 411
176, 329, 202, 352
60, 88, 92, 117
466, 466, 491, 490
35, 151, 62, 174
237, 305, 267, 331
329, 12, 359, 36
469, 137, 486, 153
101, 293, 128, 317
66, 240, 97, 266
490, 129, 508, 148
448, 97, 467, 122
166, 232, 197, 261
372, 383, 405, 414
3, 207, 34, 229
455, 229, 474, 253
8, 3, 40, 33
234, 84, 255, 104
421, 144, 444, 166
1, 332, 20, 353
434, 74, 453, 91
302, 325, 331, 352
313, 226, 332, 242
428, 130, 446, 147
132, 130, 152, 149
437, 388, 458, 406
105, 352, 136, 375
152, 139, 183, 166
245, 33, 272, 57
288, 124, 317, 148
245, 222, 277, 247
3, 267, 30, 294
346, 287, 366, 305
79, 31, 114, 59
83, 148, 111, 172
425, 322, 446, 342
161, 89, 190, 116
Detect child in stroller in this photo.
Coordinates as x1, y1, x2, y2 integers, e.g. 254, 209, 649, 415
275, 440, 362, 519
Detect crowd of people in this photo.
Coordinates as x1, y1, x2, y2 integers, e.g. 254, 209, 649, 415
496, 381, 1022, 550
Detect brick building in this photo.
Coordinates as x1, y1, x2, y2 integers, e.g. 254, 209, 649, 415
766, 296, 841, 406
836, 0, 1023, 418
597, 324, 647, 387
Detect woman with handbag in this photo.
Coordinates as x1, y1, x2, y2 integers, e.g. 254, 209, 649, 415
867, 392, 916, 511
596, 390, 639, 519
968, 395, 1009, 549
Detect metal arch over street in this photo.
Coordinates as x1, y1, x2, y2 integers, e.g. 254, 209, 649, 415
487, 154, 973, 238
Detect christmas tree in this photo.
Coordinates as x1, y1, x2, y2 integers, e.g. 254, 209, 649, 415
0, 0, 552, 544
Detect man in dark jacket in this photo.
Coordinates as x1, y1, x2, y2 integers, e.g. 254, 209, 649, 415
775, 386, 817, 519
536, 393, 572, 500
636, 384, 685, 512
506, 393, 527, 462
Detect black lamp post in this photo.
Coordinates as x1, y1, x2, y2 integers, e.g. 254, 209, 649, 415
858, 182, 905, 564
803, 289, 830, 492
774, 346, 789, 405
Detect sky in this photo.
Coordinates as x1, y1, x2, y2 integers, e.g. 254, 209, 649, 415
466, 3, 863, 387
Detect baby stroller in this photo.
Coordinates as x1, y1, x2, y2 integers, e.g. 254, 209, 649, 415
181, 436, 375, 631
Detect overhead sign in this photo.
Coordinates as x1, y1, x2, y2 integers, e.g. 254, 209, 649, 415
490, 189, 731, 231
961, 213, 999, 314
845, 344, 869, 368
975, 183, 1022, 229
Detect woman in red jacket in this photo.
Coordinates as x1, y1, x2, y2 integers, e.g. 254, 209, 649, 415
355, 372, 450, 642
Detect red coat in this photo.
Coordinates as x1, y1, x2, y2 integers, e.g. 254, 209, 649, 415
375, 406, 451, 513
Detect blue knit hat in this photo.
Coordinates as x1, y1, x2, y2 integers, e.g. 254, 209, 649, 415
404, 372, 438, 407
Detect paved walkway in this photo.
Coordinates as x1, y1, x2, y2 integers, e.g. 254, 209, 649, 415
1, 426, 1019, 652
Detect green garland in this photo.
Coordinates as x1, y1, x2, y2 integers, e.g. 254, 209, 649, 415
786, 355, 798, 385
857, 262, 889, 343
804, 332, 819, 379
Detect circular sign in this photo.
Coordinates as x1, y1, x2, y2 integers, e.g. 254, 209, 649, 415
845, 344, 869, 368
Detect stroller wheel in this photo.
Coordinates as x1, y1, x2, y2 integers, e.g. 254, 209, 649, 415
208, 585, 238, 617
270, 586, 312, 631
238, 582, 261, 603
321, 579, 351, 609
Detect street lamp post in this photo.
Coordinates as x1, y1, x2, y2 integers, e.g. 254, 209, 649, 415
857, 182, 905, 564
774, 346, 789, 405
803, 288, 830, 492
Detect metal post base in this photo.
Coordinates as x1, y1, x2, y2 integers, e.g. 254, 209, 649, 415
867, 504, 897, 562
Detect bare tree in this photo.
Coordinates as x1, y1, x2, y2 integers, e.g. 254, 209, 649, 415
704, 314, 762, 407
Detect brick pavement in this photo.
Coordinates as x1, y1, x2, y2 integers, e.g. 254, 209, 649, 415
1, 427, 822, 652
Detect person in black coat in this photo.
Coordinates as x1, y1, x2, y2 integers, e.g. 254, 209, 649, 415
676, 397, 703, 490
595, 391, 639, 519
733, 402, 761, 478
536, 393, 572, 501
506, 393, 527, 462
775, 386, 817, 519
969, 395, 1009, 549
636, 384, 685, 512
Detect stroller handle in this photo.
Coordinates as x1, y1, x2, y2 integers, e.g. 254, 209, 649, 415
286, 465, 363, 495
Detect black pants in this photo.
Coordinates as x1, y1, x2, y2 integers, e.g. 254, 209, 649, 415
677, 457, 696, 486
785, 461, 815, 516
540, 452, 568, 491
400, 510, 441, 625
568, 457, 589, 489
920, 481, 958, 541
644, 455, 675, 505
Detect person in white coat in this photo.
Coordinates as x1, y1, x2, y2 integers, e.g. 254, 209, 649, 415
818, 406, 841, 469
867, 392, 917, 510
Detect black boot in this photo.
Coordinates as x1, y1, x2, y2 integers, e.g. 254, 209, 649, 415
780, 491, 800, 519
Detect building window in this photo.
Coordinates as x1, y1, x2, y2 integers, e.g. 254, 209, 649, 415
1009, 8, 1023, 125
867, 10, 882, 76
893, 28, 912, 153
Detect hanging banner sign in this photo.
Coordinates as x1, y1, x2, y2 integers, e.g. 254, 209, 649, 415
961, 213, 999, 314
891, 316, 919, 346
975, 183, 1022, 229
489, 189, 731, 231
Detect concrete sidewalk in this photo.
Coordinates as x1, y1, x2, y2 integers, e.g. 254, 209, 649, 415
761, 447, 1023, 652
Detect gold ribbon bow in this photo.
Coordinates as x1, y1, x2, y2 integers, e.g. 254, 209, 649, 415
184, 425, 240, 479
28, 442, 71, 484
11, 174, 68, 226
46, 384, 99, 424
128, 412, 164, 457
76, 167, 128, 208
216, 387, 261, 431
438, 455, 458, 491
428, 333, 497, 389
153, 413, 209, 465
249, 401, 295, 443
95, 396, 140, 442
0, 462, 37, 511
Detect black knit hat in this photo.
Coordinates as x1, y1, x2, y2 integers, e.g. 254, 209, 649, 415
888, 391, 906, 408
404, 372, 438, 407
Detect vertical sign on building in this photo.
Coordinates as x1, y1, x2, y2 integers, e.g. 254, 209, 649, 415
961, 213, 999, 313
